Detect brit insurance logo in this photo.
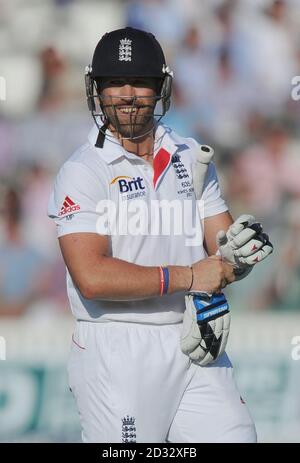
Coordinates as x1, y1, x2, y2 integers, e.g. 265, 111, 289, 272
110, 175, 146, 201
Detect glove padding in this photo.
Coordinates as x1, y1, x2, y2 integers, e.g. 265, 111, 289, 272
181, 292, 231, 366
216, 214, 273, 280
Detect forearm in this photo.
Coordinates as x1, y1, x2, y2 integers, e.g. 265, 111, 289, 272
203, 211, 234, 256
78, 256, 193, 301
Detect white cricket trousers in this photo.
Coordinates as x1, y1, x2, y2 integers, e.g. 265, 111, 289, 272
68, 320, 257, 443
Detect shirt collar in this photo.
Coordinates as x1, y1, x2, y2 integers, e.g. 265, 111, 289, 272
88, 125, 130, 164
87, 122, 180, 165
153, 124, 179, 158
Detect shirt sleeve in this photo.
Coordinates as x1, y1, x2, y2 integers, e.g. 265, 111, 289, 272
201, 162, 228, 218
47, 161, 108, 237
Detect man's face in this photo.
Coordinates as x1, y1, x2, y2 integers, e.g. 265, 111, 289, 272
98, 77, 160, 139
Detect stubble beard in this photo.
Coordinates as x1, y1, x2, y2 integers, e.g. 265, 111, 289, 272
102, 99, 155, 139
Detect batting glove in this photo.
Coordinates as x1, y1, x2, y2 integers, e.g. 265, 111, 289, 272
216, 214, 273, 280
180, 292, 230, 366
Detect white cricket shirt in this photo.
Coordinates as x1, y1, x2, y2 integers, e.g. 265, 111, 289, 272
48, 123, 228, 324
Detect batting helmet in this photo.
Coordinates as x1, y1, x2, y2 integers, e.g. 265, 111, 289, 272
85, 27, 173, 142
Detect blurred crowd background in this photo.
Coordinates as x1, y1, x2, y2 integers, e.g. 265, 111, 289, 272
0, 0, 300, 442
1, 0, 300, 317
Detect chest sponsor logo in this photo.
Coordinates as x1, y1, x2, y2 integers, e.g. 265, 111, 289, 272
110, 175, 146, 200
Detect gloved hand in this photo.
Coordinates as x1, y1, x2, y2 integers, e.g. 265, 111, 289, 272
180, 292, 230, 366
216, 214, 273, 280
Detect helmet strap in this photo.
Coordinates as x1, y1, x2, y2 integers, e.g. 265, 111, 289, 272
95, 121, 109, 148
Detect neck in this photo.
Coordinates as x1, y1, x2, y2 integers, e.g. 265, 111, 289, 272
110, 125, 156, 166
122, 133, 155, 164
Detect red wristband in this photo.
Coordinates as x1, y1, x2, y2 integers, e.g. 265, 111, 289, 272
159, 266, 164, 296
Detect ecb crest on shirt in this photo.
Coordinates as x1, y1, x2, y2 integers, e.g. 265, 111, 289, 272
171, 153, 189, 180
170, 152, 194, 198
